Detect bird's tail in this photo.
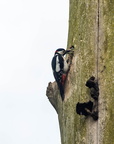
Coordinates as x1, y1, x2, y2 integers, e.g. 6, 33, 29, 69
58, 83, 65, 101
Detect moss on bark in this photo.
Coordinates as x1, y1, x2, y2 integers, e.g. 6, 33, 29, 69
47, 0, 114, 143
60, 0, 114, 143
99, 0, 114, 143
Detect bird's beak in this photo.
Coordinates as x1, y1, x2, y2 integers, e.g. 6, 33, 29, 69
63, 46, 74, 55
63, 50, 70, 55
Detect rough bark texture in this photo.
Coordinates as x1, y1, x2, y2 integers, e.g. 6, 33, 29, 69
46, 0, 114, 144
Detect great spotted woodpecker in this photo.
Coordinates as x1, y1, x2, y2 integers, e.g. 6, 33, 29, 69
51, 46, 74, 101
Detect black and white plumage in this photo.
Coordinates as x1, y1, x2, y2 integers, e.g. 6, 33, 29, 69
51, 48, 71, 101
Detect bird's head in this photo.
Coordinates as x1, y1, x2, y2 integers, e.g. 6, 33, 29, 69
54, 46, 74, 56
54, 48, 65, 55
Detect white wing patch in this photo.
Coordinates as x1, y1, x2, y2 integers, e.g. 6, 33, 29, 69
56, 56, 60, 72
63, 59, 69, 72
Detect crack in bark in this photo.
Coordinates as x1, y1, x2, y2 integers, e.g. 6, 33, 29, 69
96, 0, 100, 143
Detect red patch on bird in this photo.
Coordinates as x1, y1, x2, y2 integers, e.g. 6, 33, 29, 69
61, 74, 67, 85
55, 50, 58, 53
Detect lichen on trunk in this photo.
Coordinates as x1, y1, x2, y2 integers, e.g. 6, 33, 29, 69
46, 0, 114, 143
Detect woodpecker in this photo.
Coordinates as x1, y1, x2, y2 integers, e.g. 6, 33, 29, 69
51, 46, 74, 101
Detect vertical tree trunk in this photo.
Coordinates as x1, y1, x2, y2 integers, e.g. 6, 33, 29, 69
46, 0, 114, 144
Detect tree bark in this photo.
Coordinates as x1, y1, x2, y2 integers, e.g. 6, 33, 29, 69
46, 0, 114, 143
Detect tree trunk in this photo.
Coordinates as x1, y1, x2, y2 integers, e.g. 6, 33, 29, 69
46, 0, 114, 144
